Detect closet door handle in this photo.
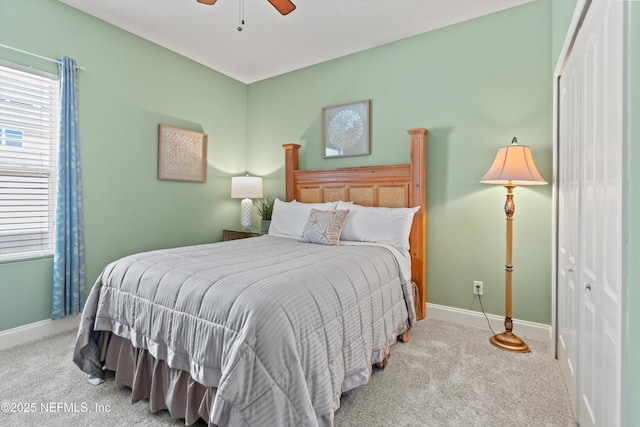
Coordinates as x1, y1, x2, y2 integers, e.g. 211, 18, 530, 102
585, 283, 591, 291
567, 267, 573, 273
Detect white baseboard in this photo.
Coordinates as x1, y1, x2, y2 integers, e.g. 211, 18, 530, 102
0, 315, 80, 351
425, 303, 552, 346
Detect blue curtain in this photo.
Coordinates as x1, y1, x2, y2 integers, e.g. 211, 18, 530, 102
52, 57, 86, 320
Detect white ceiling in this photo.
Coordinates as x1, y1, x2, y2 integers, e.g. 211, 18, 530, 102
59, 0, 533, 84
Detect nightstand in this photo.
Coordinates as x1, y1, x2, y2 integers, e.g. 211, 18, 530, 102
222, 228, 265, 241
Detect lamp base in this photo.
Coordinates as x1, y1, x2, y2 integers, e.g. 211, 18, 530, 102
490, 331, 530, 353
240, 198, 253, 229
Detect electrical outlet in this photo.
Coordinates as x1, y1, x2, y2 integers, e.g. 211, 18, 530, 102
473, 281, 484, 296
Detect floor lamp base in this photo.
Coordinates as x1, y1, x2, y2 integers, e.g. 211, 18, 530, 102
490, 331, 530, 353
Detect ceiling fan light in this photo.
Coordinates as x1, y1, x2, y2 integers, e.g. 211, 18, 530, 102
268, 0, 296, 15
197, 0, 217, 5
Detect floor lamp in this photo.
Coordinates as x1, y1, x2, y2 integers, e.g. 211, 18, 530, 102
480, 137, 547, 353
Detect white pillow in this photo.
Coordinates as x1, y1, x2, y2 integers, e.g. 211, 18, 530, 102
269, 199, 339, 238
336, 201, 420, 252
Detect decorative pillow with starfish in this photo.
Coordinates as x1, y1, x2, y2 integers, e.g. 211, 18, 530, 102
299, 209, 350, 246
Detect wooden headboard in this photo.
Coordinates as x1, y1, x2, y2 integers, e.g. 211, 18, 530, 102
283, 128, 428, 320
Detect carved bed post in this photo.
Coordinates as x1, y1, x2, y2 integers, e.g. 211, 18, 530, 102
407, 128, 428, 320
283, 144, 301, 202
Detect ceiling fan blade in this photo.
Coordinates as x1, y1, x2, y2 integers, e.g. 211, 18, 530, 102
197, 0, 217, 5
267, 0, 296, 15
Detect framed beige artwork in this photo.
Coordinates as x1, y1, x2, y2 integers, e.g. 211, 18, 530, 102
322, 99, 370, 158
158, 124, 208, 182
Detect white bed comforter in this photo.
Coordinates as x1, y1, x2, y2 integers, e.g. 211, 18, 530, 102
73, 235, 415, 426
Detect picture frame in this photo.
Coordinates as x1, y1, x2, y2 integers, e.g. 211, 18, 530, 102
158, 124, 208, 182
322, 99, 370, 158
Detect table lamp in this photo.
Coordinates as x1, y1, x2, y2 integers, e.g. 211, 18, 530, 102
231, 175, 263, 229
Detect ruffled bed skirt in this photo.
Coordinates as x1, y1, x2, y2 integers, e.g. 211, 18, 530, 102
96, 325, 407, 426
99, 332, 215, 426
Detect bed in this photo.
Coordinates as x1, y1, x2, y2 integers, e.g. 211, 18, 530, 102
73, 127, 428, 426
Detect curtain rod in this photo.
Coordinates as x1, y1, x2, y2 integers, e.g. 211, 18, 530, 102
0, 43, 86, 71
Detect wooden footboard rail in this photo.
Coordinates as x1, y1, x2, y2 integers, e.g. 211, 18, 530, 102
283, 127, 428, 321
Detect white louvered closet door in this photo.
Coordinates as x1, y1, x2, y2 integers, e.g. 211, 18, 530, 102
556, 0, 625, 426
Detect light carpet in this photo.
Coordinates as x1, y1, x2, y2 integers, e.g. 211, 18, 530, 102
0, 318, 575, 426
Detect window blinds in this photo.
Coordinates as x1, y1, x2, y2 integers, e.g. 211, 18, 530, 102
0, 61, 60, 260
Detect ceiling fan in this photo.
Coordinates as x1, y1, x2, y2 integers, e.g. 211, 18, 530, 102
197, 0, 296, 16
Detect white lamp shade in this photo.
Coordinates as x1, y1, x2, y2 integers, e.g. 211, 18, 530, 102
231, 176, 263, 198
480, 142, 547, 186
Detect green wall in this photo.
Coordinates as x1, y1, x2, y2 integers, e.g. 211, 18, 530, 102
1, 0, 555, 328
0, 0, 558, 330
0, 0, 248, 330
248, 0, 553, 325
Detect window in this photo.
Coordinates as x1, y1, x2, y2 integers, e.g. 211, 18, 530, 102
0, 61, 60, 261
1, 128, 24, 147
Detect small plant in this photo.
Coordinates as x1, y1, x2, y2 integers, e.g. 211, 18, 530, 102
257, 195, 274, 220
